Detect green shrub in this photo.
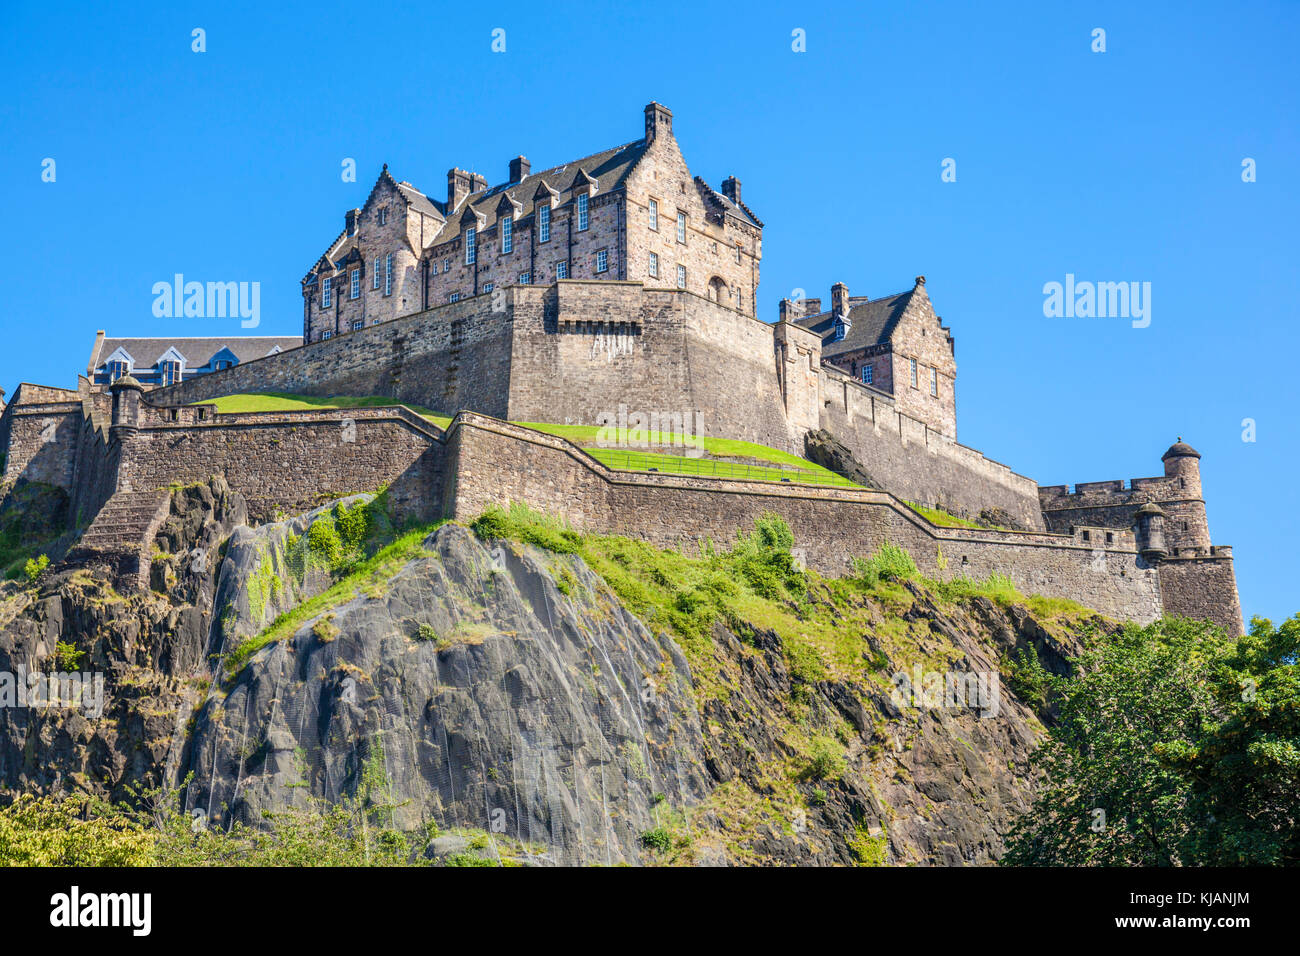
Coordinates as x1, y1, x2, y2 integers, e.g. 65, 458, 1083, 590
336, 500, 371, 551
415, 623, 438, 642
306, 519, 344, 569
805, 736, 847, 780
54, 641, 84, 671
852, 542, 917, 585
24, 554, 50, 583
470, 503, 581, 554
640, 827, 672, 853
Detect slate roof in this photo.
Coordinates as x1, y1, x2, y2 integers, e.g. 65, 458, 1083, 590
89, 336, 302, 373
444, 140, 650, 239
794, 290, 915, 358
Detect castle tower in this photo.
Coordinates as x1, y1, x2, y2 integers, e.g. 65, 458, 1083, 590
109, 375, 144, 438
1159, 438, 1212, 554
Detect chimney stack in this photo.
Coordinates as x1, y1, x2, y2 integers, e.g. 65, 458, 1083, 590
831, 282, 850, 317
345, 208, 360, 237
509, 155, 531, 184
721, 176, 741, 204
644, 102, 673, 143
469, 172, 488, 194
447, 169, 473, 210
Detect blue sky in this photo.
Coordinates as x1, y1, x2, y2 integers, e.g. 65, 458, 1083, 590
1, 1, 1296, 622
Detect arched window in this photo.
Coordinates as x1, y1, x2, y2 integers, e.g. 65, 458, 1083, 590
707, 276, 728, 303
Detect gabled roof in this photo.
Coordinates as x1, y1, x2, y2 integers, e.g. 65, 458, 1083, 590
443, 140, 649, 241
794, 290, 915, 357
694, 176, 761, 228
89, 336, 303, 373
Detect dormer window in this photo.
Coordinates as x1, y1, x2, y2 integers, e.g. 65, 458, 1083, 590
159, 360, 181, 386
106, 360, 129, 383
539, 205, 551, 243
831, 317, 848, 342
502, 216, 513, 254
465, 227, 476, 265
577, 194, 589, 231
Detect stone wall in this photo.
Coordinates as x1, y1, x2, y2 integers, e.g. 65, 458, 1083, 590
818, 366, 1044, 531
0, 400, 81, 491
442, 414, 1163, 624
1040, 475, 1211, 554
156, 292, 515, 420
116, 403, 443, 522
1158, 551, 1244, 635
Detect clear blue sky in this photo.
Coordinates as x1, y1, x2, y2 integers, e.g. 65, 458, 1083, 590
1, 1, 1295, 623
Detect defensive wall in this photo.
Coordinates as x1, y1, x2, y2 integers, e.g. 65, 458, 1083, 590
0, 377, 1241, 629
147, 280, 1045, 530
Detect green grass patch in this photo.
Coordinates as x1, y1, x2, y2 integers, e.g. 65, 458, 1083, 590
224, 521, 443, 679
193, 393, 452, 429
902, 500, 983, 529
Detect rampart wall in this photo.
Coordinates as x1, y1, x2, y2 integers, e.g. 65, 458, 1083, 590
442, 413, 1163, 624
819, 367, 1045, 531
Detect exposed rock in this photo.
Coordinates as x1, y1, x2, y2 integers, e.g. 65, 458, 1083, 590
803, 429, 879, 488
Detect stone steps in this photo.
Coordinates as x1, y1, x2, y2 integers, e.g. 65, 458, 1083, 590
71, 489, 173, 587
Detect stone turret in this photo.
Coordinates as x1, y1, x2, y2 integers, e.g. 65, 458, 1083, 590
1135, 501, 1168, 562
109, 375, 144, 438
1161, 438, 1202, 498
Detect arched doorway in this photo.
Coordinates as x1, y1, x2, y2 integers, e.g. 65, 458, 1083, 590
707, 275, 728, 303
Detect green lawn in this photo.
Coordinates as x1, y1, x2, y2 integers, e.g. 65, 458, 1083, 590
190, 394, 859, 488
193, 393, 452, 429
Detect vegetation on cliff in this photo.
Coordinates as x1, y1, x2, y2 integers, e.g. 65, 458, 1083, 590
1003, 613, 1300, 866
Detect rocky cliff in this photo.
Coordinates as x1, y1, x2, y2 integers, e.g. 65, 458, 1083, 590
0, 483, 1114, 865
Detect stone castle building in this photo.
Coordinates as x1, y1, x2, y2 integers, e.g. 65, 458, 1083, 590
0, 102, 1244, 635
303, 103, 761, 343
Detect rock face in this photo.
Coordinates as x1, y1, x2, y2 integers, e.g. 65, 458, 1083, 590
804, 428, 879, 489
181, 523, 711, 866
0, 486, 1115, 865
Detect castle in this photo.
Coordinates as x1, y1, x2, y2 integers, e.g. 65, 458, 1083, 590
0, 103, 1243, 634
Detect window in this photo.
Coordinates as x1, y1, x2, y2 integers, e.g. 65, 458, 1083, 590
465, 227, 476, 265
577, 194, 588, 231
676, 264, 686, 289
519, 271, 531, 284
861, 365, 873, 385
450, 292, 460, 303
648, 198, 658, 231
214, 359, 234, 371
372, 258, 380, 289
735, 244, 742, 263
322, 277, 331, 308
482, 282, 494, 293
676, 211, 686, 243
736, 287, 744, 314
350, 268, 360, 299
596, 249, 608, 273
378, 208, 388, 226
443, 257, 450, 271
384, 254, 393, 295
909, 358, 918, 388
648, 252, 658, 278
556, 261, 568, 279
502, 216, 513, 253
351, 320, 364, 331
930, 367, 938, 396
106, 360, 128, 382
539, 205, 551, 242
322, 330, 334, 340
431, 260, 438, 275
160, 361, 181, 386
